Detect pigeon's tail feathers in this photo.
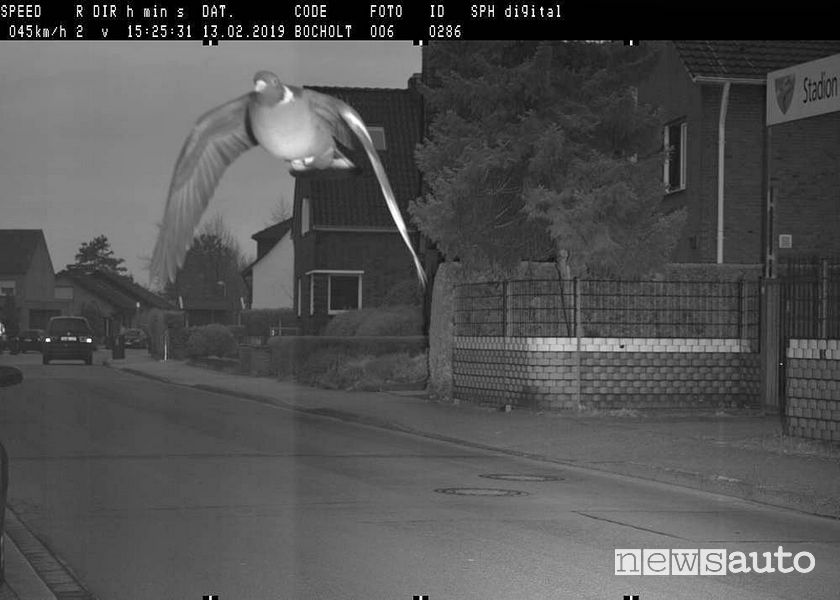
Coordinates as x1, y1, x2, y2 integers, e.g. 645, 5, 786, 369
338, 104, 427, 290
149, 93, 257, 287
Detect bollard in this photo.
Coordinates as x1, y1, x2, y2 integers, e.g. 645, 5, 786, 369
112, 334, 126, 360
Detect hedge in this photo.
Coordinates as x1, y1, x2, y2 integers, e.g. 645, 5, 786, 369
267, 335, 427, 379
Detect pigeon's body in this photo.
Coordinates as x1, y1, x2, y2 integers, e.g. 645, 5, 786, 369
150, 71, 427, 289
252, 91, 324, 159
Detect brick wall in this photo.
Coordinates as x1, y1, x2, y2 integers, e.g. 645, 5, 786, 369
638, 43, 703, 263
453, 336, 760, 410
771, 111, 840, 258
785, 339, 840, 442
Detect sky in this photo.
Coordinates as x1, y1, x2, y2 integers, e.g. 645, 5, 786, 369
0, 41, 422, 285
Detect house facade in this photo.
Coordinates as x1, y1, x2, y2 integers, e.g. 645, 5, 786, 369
291, 77, 427, 334
0, 229, 65, 331
639, 41, 840, 270
243, 219, 294, 310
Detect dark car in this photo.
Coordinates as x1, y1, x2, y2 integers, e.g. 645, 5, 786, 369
123, 328, 148, 349
16, 329, 45, 353
42, 317, 96, 365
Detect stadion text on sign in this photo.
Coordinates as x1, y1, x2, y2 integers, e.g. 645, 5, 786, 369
767, 53, 840, 125
615, 546, 815, 576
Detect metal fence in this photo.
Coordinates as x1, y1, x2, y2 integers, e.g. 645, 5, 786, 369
455, 278, 761, 340
777, 257, 840, 340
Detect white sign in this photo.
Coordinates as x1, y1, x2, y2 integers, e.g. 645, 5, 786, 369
767, 53, 840, 125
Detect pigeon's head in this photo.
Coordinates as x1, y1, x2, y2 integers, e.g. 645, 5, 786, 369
253, 71, 293, 105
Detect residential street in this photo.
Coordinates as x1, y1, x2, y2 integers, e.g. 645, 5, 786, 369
1, 352, 839, 600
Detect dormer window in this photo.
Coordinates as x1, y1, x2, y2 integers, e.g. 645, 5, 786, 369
368, 126, 386, 151
301, 197, 311, 235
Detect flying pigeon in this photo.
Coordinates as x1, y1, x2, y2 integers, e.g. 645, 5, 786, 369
150, 70, 427, 289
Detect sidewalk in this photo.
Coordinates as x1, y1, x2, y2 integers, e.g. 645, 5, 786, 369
104, 350, 840, 519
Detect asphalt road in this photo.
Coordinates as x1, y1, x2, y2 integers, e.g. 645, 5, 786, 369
0, 352, 839, 600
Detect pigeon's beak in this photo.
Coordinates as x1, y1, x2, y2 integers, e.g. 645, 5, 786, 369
254, 80, 267, 92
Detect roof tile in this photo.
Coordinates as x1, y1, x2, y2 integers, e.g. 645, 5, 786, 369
674, 41, 840, 81
296, 84, 423, 229
0, 230, 47, 275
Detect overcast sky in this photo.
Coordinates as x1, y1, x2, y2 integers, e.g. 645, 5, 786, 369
0, 41, 422, 284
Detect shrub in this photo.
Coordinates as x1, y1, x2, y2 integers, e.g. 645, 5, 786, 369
323, 305, 423, 336
227, 325, 246, 343
146, 309, 186, 359
382, 278, 424, 306
356, 305, 423, 336
186, 324, 238, 358
322, 310, 367, 336
267, 336, 428, 380
241, 309, 298, 337
313, 351, 428, 391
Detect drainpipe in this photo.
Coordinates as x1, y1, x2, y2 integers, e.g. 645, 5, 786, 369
717, 81, 731, 264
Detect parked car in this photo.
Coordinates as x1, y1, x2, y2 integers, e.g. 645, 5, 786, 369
123, 328, 148, 349
42, 317, 96, 365
16, 329, 45, 353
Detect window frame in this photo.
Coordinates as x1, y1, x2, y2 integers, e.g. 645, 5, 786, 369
327, 273, 363, 315
368, 126, 386, 151
301, 197, 311, 235
663, 120, 687, 193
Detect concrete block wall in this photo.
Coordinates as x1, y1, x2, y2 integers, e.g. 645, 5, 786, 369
785, 339, 840, 442
453, 336, 760, 410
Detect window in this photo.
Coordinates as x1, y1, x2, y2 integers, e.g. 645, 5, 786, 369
0, 280, 15, 296
301, 197, 311, 235
664, 121, 687, 192
328, 274, 362, 314
368, 126, 386, 151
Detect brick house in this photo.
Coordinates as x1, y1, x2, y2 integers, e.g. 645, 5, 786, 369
639, 41, 840, 269
0, 229, 65, 331
290, 77, 427, 334
242, 218, 294, 310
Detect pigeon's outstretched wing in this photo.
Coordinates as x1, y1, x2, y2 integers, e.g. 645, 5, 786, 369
150, 94, 258, 286
306, 90, 428, 290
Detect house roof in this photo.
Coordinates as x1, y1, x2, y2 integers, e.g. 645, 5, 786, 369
246, 218, 293, 274
0, 230, 49, 275
674, 41, 840, 82
90, 269, 175, 310
251, 218, 292, 242
56, 268, 175, 311
296, 82, 423, 229
57, 269, 138, 310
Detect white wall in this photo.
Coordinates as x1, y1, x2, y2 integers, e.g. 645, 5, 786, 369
252, 233, 294, 309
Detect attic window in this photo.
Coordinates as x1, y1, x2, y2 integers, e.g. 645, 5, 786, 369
368, 126, 386, 151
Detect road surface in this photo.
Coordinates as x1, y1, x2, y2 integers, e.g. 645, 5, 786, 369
0, 352, 838, 599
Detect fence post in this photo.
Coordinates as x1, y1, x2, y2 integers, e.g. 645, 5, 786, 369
759, 278, 781, 412
738, 279, 748, 345
819, 259, 828, 339
502, 281, 510, 338
574, 278, 582, 408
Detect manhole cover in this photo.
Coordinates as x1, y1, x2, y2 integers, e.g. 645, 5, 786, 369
479, 474, 564, 482
434, 487, 528, 497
